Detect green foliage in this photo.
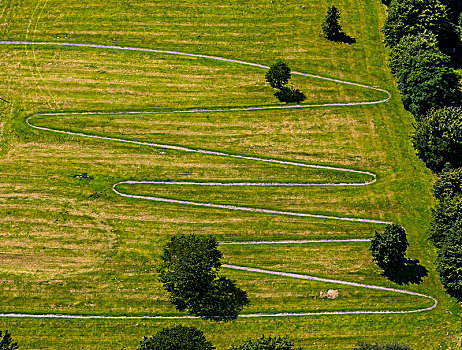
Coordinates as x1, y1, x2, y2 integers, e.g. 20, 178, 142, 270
387, 32, 461, 117
388, 32, 440, 76
433, 167, 462, 201
370, 224, 408, 273
322, 6, 342, 40
383, 0, 455, 48
274, 86, 306, 103
355, 341, 412, 350
0, 331, 18, 350
265, 61, 291, 89
440, 0, 462, 23
137, 325, 215, 350
157, 235, 249, 320
412, 107, 462, 173
229, 335, 303, 350
436, 235, 462, 301
429, 194, 462, 247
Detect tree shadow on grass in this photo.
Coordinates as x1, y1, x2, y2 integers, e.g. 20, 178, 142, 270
383, 259, 428, 285
333, 32, 356, 45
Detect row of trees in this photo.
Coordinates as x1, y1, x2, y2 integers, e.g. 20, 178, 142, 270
382, 0, 462, 301
430, 168, 462, 300
137, 326, 412, 350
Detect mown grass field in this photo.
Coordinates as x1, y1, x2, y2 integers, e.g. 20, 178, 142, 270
0, 0, 461, 349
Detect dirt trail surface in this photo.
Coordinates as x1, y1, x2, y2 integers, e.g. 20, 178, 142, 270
0, 41, 437, 319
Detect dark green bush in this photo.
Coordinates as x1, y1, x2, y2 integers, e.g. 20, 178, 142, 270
138, 325, 215, 350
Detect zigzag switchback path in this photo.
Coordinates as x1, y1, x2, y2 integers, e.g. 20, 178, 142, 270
0, 41, 438, 319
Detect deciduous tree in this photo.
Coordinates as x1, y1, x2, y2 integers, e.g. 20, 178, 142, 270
370, 224, 408, 273
436, 235, 462, 301
157, 235, 249, 320
265, 61, 291, 89
138, 325, 215, 350
412, 107, 462, 172
383, 0, 455, 48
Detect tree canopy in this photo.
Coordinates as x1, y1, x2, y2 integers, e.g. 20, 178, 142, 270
370, 224, 408, 273
429, 194, 462, 247
383, 0, 455, 48
229, 336, 303, 350
433, 167, 462, 201
436, 235, 462, 301
322, 6, 342, 40
0, 331, 18, 350
157, 234, 249, 320
412, 107, 462, 172
265, 61, 291, 89
137, 325, 215, 350
388, 32, 461, 118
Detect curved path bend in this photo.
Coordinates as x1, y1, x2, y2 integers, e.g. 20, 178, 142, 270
0, 41, 437, 319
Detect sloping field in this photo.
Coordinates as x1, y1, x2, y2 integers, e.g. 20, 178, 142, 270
0, 0, 460, 349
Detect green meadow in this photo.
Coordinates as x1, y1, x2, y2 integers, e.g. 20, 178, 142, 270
0, 0, 460, 349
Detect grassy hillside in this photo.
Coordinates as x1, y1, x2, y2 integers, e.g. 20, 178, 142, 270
0, 0, 460, 349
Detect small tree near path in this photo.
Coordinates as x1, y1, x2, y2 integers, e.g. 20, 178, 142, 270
157, 234, 249, 320
265, 60, 291, 89
370, 224, 409, 274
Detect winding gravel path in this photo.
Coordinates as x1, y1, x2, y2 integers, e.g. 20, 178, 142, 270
0, 41, 437, 319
